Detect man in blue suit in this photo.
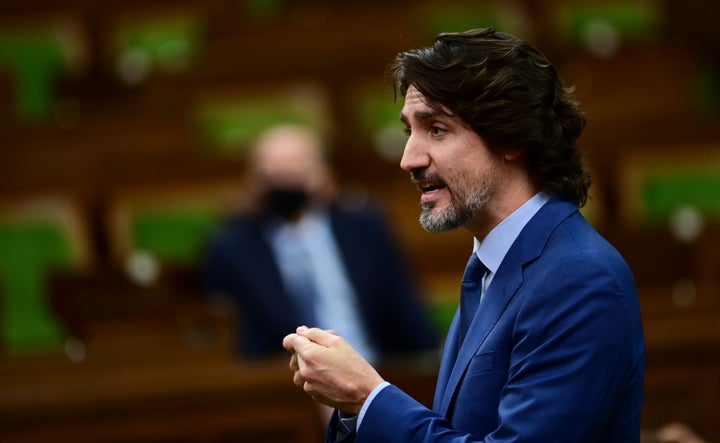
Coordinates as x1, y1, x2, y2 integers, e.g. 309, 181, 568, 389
283, 28, 645, 442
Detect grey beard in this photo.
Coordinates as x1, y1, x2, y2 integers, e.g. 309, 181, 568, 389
418, 183, 494, 233
419, 200, 472, 232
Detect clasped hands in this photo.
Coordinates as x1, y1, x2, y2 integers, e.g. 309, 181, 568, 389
282, 326, 385, 415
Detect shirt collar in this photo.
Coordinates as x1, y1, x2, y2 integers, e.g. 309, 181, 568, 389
474, 191, 551, 274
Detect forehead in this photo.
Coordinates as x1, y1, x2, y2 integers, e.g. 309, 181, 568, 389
252, 128, 323, 174
401, 86, 431, 114
400, 86, 456, 123
403, 86, 426, 108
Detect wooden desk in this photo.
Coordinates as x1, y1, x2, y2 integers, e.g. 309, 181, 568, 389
640, 283, 720, 440
0, 350, 325, 443
0, 337, 438, 443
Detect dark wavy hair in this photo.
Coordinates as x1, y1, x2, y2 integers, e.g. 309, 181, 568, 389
390, 28, 591, 207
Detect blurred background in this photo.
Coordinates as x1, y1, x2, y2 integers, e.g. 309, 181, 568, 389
0, 0, 719, 442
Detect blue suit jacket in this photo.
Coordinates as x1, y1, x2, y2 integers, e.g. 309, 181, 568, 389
329, 198, 645, 442
202, 203, 438, 359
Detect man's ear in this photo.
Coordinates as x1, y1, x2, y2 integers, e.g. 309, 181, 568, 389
502, 147, 525, 162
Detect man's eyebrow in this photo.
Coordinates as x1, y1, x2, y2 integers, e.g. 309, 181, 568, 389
399, 108, 456, 125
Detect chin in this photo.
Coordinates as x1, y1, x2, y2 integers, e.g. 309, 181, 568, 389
420, 201, 470, 232
419, 212, 457, 233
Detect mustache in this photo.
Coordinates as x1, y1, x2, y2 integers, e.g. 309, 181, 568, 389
410, 169, 444, 184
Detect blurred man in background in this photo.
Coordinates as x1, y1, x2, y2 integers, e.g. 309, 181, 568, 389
202, 123, 438, 364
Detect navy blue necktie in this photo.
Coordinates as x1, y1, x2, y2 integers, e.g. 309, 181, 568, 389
459, 253, 487, 347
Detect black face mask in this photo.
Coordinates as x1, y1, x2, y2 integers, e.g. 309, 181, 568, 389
263, 188, 309, 220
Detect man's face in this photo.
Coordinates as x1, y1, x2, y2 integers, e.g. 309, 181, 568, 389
399, 86, 500, 233
247, 126, 335, 219
251, 128, 326, 194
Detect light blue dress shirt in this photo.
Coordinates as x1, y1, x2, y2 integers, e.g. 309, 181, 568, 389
267, 209, 377, 364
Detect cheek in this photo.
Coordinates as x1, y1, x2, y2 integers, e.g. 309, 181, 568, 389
444, 169, 475, 202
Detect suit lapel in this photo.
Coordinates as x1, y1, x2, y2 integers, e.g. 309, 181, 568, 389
433, 310, 460, 410
437, 262, 524, 415
436, 198, 579, 416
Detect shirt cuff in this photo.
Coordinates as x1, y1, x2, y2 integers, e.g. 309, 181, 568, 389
357, 381, 391, 429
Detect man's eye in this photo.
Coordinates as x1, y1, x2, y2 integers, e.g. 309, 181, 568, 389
431, 126, 446, 136
403, 127, 411, 136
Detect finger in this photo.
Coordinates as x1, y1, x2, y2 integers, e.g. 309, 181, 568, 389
289, 353, 299, 372
290, 334, 325, 357
293, 370, 306, 388
292, 353, 308, 387
282, 332, 298, 352
303, 380, 320, 397
297, 327, 342, 348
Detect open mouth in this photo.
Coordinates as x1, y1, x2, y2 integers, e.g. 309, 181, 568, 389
411, 171, 448, 201
418, 182, 446, 193
413, 174, 447, 193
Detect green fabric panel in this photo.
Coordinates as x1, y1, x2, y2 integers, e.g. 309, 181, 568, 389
566, 4, 659, 42
642, 171, 720, 222
123, 20, 199, 60
427, 298, 458, 337
697, 68, 720, 110
0, 223, 71, 352
199, 104, 313, 154
0, 34, 66, 119
361, 93, 402, 130
132, 210, 221, 264
2, 264, 64, 350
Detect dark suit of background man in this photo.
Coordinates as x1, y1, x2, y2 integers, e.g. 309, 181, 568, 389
283, 27, 646, 442
202, 124, 438, 363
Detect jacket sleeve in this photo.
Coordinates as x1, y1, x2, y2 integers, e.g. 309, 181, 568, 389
356, 385, 471, 442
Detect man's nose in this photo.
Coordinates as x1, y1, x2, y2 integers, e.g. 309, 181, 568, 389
399, 135, 429, 172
